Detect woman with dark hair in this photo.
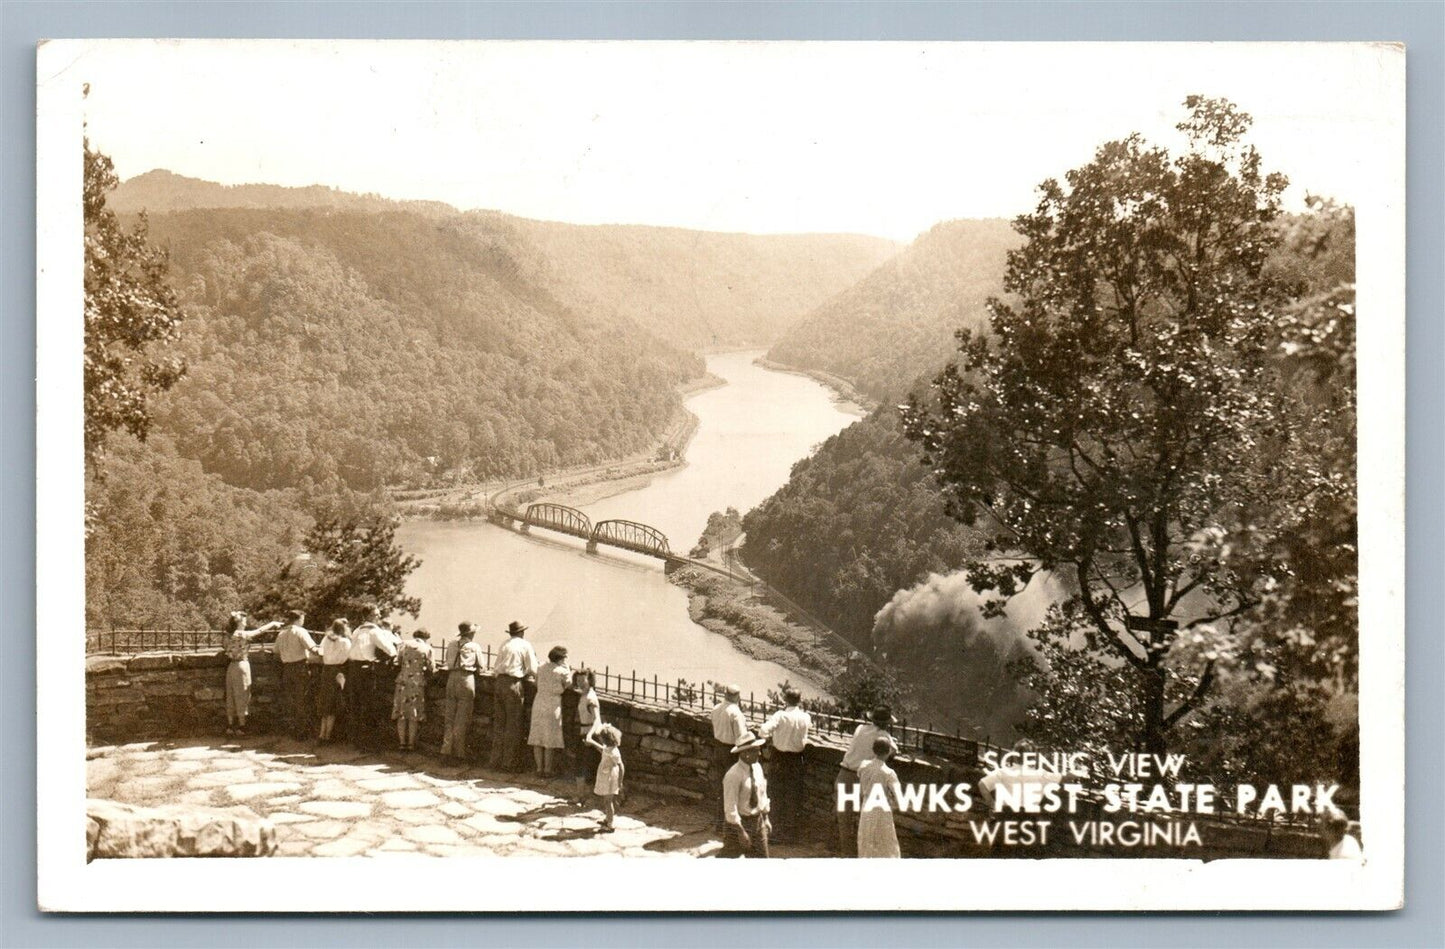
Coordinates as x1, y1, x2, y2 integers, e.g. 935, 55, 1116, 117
222, 611, 281, 736
528, 645, 571, 776
391, 627, 434, 751
316, 619, 352, 743
572, 668, 602, 795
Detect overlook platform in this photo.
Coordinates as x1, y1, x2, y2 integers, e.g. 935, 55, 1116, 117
87, 735, 832, 859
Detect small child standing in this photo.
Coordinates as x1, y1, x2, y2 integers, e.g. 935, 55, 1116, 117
585, 724, 624, 831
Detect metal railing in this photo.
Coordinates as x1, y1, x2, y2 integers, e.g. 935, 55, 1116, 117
86, 629, 229, 654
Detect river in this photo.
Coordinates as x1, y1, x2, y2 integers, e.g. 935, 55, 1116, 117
396, 352, 862, 698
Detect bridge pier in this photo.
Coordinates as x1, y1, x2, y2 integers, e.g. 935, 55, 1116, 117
518, 522, 529, 533
586, 539, 598, 554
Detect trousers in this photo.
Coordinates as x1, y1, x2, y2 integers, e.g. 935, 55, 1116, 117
719, 812, 770, 858
279, 661, 312, 738
442, 670, 476, 757
489, 675, 526, 770
768, 750, 804, 839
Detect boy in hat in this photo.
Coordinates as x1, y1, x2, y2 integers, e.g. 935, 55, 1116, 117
719, 731, 770, 858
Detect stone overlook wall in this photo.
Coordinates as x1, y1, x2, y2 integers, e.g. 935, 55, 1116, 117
86, 648, 1324, 859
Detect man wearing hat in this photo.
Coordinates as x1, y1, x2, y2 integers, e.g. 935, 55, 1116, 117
709, 684, 748, 826
488, 620, 537, 772
346, 605, 398, 749
719, 731, 770, 858
272, 610, 321, 740
835, 705, 899, 857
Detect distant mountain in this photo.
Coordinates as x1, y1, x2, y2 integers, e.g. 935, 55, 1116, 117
493, 215, 901, 350
766, 218, 1019, 402
110, 169, 459, 217
113, 171, 900, 350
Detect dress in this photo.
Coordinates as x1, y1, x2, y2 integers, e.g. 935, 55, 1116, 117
224, 632, 255, 719
856, 757, 903, 858
594, 745, 623, 796
391, 638, 434, 722
527, 660, 571, 749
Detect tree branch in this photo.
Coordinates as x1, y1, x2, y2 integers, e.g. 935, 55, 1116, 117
1162, 659, 1216, 730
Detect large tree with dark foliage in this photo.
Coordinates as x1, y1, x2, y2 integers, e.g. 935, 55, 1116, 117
903, 97, 1340, 756
84, 142, 185, 463
252, 510, 422, 625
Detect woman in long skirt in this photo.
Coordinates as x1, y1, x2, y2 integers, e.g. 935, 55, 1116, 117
316, 619, 351, 743
528, 646, 571, 776
223, 611, 280, 736
856, 737, 904, 858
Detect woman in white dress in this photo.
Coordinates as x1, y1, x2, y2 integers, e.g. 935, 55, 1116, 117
856, 736, 904, 858
528, 645, 571, 776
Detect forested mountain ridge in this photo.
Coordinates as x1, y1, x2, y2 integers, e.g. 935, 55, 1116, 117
138, 207, 702, 492
113, 171, 901, 350
766, 218, 1018, 402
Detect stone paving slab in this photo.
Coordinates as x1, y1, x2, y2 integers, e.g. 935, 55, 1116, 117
87, 736, 826, 859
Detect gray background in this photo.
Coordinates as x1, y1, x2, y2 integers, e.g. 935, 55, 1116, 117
3, 2, 1440, 946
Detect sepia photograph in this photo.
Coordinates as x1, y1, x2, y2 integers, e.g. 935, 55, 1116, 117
36, 39, 1404, 912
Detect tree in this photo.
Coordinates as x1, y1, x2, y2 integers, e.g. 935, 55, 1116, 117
84, 141, 185, 463
902, 97, 1332, 756
252, 509, 421, 625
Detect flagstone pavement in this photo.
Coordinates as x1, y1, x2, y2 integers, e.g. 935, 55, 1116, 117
87, 736, 831, 859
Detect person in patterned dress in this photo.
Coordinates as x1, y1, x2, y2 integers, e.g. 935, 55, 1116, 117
391, 628, 435, 751
222, 611, 281, 736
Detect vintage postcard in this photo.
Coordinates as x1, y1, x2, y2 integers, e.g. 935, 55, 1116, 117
37, 40, 1404, 911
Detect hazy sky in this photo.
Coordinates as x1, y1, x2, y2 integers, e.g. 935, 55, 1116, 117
66, 41, 1394, 243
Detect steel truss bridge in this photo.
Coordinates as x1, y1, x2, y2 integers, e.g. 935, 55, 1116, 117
493, 501, 675, 561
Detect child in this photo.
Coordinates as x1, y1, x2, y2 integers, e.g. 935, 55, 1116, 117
585, 724, 624, 831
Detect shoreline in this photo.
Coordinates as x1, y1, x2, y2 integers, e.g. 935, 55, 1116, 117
395, 370, 726, 517
751, 356, 877, 416
666, 564, 845, 693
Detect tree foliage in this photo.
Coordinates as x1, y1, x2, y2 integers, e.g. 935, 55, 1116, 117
252, 510, 421, 625
84, 143, 185, 462
902, 96, 1342, 755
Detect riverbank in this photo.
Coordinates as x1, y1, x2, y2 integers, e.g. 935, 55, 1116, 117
666, 565, 847, 687
751, 357, 876, 415
396, 371, 726, 519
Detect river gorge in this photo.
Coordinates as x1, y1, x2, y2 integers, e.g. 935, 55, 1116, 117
397, 352, 863, 698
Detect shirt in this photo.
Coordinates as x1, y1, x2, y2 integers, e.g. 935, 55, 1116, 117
273, 625, 320, 663
723, 760, 770, 824
841, 724, 899, 771
492, 636, 538, 677
445, 639, 483, 673
320, 634, 352, 665
578, 689, 600, 728
710, 701, 748, 744
759, 706, 812, 753
347, 623, 398, 661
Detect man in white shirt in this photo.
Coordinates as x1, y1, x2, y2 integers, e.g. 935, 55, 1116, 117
272, 610, 320, 739
709, 685, 748, 826
836, 705, 899, 857
719, 732, 770, 858
758, 687, 811, 842
488, 620, 537, 772
345, 606, 398, 749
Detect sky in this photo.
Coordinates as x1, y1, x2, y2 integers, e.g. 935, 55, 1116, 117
63, 40, 1396, 243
